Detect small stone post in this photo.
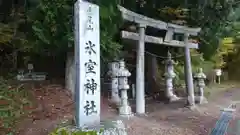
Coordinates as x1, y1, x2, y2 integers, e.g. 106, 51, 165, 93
27, 63, 34, 73
107, 61, 121, 105
131, 84, 136, 99
118, 60, 132, 117
194, 68, 207, 104
164, 51, 180, 102
215, 69, 222, 84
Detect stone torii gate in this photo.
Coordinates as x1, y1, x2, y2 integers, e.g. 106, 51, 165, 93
118, 6, 201, 114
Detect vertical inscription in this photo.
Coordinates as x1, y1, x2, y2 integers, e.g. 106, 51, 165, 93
75, 0, 100, 127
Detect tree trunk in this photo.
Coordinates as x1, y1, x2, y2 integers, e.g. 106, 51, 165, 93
65, 52, 75, 94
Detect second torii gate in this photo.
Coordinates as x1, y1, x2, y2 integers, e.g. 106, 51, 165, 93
118, 6, 201, 114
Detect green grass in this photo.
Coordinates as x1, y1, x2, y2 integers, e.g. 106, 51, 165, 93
0, 77, 32, 135
49, 127, 103, 135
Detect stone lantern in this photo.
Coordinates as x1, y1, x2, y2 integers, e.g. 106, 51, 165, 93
164, 51, 179, 102
194, 68, 207, 104
107, 61, 121, 105
117, 60, 132, 117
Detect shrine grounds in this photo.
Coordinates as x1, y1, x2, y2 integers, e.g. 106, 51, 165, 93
2, 80, 240, 135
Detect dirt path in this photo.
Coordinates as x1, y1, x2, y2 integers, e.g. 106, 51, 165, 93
16, 84, 240, 135
125, 88, 240, 135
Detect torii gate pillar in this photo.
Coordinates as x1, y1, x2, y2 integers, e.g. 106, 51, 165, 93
184, 33, 195, 106
136, 24, 146, 114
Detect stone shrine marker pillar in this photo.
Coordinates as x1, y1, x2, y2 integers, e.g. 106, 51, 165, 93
74, 0, 100, 127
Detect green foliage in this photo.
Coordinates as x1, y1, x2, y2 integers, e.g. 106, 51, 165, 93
0, 23, 14, 44
4, 0, 239, 69
0, 6, 31, 72
174, 50, 214, 85
1, 6, 29, 45
218, 12, 240, 79
27, 0, 75, 55
49, 127, 104, 135
1, 0, 239, 82
0, 77, 32, 135
0, 8, 29, 48
174, 65, 185, 85
210, 37, 235, 68
98, 0, 123, 61
28, 0, 123, 61
134, 0, 240, 60
130, 0, 240, 83
227, 50, 240, 79
188, 0, 240, 59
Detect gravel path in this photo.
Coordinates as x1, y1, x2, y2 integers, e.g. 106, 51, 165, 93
16, 84, 240, 135
123, 88, 240, 135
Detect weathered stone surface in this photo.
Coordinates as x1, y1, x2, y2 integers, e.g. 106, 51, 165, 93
100, 120, 127, 135
65, 52, 75, 94
57, 120, 127, 135
194, 68, 207, 104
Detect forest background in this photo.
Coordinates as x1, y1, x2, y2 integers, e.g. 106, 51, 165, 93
2, 0, 240, 134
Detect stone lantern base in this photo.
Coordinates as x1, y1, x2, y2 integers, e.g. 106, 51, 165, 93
119, 105, 133, 117
168, 95, 180, 102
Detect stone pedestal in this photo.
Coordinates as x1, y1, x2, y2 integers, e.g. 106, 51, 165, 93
166, 77, 180, 101
107, 62, 121, 105
56, 120, 127, 135
111, 78, 121, 104
119, 89, 132, 117
100, 120, 127, 135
